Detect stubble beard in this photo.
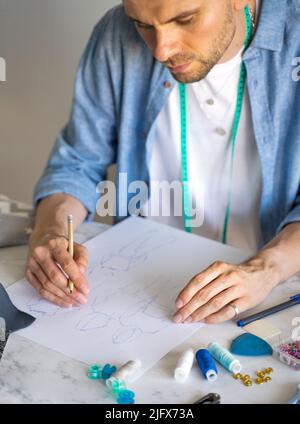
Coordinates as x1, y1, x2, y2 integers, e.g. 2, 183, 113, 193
169, 8, 236, 84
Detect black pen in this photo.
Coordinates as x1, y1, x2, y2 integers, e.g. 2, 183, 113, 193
237, 294, 300, 327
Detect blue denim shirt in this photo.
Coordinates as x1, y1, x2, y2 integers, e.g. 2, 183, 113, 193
34, 0, 300, 249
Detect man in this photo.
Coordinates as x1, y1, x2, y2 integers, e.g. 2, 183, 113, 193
27, 0, 300, 325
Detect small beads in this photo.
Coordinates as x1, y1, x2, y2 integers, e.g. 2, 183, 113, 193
242, 374, 252, 387
278, 341, 300, 360
254, 368, 273, 384
233, 368, 274, 387
232, 373, 253, 387
87, 364, 102, 380
108, 378, 136, 404
110, 378, 127, 395
117, 389, 135, 405
101, 364, 117, 380
87, 363, 136, 404
87, 363, 117, 380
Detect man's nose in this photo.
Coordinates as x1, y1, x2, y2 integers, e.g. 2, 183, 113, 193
152, 29, 178, 63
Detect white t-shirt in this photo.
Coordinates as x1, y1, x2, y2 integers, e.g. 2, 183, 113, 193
143, 2, 262, 253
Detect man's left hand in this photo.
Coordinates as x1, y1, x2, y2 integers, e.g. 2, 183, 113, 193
172, 258, 280, 324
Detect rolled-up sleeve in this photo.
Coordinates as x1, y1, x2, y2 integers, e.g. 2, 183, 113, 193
34, 9, 118, 221
277, 193, 300, 233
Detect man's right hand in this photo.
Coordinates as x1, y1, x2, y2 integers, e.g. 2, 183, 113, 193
26, 231, 90, 308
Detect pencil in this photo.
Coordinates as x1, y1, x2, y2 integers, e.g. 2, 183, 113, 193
67, 215, 74, 294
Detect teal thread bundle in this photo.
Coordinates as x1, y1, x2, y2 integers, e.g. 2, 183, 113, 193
87, 363, 136, 404
87, 364, 103, 380
108, 378, 135, 404
87, 363, 116, 381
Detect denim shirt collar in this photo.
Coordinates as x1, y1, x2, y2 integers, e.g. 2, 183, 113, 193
251, 0, 287, 52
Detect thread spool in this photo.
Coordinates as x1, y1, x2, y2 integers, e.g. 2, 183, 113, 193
174, 349, 195, 382
208, 342, 242, 374
106, 360, 141, 390
196, 349, 218, 382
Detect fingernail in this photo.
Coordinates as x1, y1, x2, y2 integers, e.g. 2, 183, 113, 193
75, 294, 88, 305
79, 266, 86, 274
176, 299, 184, 309
173, 313, 183, 323
184, 316, 193, 324
81, 286, 90, 295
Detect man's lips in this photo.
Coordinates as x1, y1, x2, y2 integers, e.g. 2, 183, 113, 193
168, 62, 191, 73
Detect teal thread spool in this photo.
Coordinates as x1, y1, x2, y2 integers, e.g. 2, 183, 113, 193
208, 342, 242, 374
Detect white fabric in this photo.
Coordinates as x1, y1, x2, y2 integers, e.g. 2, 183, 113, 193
143, 1, 262, 253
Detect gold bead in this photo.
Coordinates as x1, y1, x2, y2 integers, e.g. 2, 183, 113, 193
233, 373, 242, 380
242, 374, 251, 381
256, 371, 265, 378
244, 380, 253, 387
255, 377, 264, 385
264, 368, 273, 374
263, 376, 271, 382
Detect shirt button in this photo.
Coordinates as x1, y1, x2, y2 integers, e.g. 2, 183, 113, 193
215, 127, 226, 136
206, 98, 214, 105
164, 81, 172, 89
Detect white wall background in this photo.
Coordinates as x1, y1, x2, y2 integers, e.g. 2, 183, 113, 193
0, 0, 120, 205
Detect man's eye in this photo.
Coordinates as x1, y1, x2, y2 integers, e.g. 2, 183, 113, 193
177, 16, 195, 26
135, 22, 152, 30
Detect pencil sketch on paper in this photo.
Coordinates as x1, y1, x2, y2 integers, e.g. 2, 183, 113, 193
24, 226, 182, 345
7, 217, 247, 378
75, 274, 183, 345
96, 229, 176, 274
26, 295, 61, 317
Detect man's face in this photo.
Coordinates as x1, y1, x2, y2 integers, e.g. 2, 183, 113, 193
124, 0, 238, 83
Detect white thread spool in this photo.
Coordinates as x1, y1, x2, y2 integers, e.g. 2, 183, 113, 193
174, 349, 195, 382
106, 360, 142, 390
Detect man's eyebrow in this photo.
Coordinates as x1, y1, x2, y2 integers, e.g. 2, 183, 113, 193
127, 7, 201, 26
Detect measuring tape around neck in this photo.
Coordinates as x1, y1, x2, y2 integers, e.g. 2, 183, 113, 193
179, 6, 253, 242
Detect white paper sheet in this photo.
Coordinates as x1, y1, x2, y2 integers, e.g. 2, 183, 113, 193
7, 217, 249, 381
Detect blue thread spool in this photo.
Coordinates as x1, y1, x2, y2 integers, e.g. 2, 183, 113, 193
208, 342, 242, 374
87, 364, 102, 380
196, 349, 218, 382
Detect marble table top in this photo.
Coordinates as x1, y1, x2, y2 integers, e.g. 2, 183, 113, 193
0, 222, 300, 404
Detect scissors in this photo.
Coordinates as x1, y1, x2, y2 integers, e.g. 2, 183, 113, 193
193, 393, 221, 404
